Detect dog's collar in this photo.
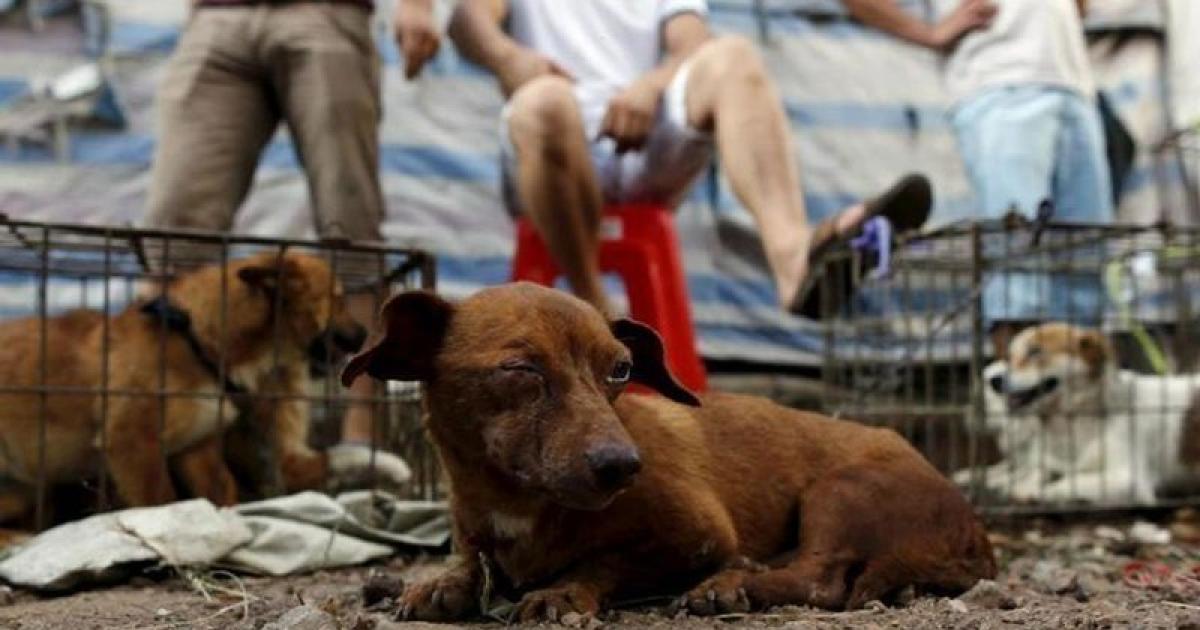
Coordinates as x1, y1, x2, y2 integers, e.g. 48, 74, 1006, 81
140, 296, 248, 397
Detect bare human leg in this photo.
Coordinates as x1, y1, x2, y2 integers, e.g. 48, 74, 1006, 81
507, 76, 613, 315
683, 36, 929, 313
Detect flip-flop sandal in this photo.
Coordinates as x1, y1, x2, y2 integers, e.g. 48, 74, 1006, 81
788, 173, 932, 319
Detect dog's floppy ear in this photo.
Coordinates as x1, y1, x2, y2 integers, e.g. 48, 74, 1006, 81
611, 318, 701, 407
1077, 329, 1114, 378
341, 291, 453, 386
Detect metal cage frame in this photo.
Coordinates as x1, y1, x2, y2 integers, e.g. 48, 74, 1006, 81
0, 216, 441, 530
817, 219, 1200, 515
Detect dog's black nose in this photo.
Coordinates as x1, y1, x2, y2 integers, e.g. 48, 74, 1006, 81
988, 374, 1007, 394
334, 324, 369, 353
585, 443, 642, 491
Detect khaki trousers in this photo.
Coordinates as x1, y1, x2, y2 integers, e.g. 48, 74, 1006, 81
144, 4, 384, 244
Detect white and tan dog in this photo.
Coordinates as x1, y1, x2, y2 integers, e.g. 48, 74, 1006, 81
960, 323, 1200, 505
953, 360, 1057, 500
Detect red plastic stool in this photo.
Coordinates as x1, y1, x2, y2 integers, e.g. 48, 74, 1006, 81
511, 203, 708, 393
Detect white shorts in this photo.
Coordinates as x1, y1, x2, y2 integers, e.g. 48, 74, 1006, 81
500, 60, 714, 215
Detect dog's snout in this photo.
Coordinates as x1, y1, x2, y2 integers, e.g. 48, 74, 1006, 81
585, 443, 642, 491
988, 374, 1007, 394
307, 324, 369, 377
334, 324, 369, 353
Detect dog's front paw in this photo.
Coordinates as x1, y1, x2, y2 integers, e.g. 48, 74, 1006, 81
679, 571, 751, 616
395, 572, 478, 622
514, 583, 600, 623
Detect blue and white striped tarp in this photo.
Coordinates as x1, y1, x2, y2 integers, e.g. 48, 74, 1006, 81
0, 0, 1194, 366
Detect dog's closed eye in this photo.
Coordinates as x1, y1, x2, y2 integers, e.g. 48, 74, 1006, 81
499, 357, 543, 378
495, 358, 547, 400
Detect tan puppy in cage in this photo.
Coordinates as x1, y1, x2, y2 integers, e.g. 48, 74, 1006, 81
970, 323, 1200, 505
0, 252, 409, 525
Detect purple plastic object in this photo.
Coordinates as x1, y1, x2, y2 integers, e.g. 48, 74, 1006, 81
849, 216, 892, 280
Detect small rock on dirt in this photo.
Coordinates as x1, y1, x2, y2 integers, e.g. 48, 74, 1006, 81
262, 605, 338, 630
1178, 611, 1200, 630
1129, 520, 1171, 545
944, 598, 968, 614
347, 615, 375, 630
957, 579, 1018, 610
1029, 560, 1080, 595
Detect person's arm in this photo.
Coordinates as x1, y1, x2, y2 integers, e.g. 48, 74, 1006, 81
448, 0, 512, 73
449, 0, 571, 96
843, 0, 997, 50
394, 0, 440, 80
600, 11, 710, 153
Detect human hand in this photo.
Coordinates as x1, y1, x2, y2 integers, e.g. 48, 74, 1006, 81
496, 46, 573, 97
600, 75, 663, 153
931, 0, 997, 49
395, 0, 440, 79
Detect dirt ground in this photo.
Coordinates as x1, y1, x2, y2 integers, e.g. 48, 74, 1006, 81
2, 518, 1200, 630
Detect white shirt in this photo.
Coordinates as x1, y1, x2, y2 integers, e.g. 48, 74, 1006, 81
1167, 0, 1200, 127
507, 0, 708, 105
935, 0, 1095, 103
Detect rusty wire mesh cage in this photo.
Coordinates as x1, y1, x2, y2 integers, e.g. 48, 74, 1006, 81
1155, 124, 1200, 221
815, 219, 1200, 515
0, 216, 441, 531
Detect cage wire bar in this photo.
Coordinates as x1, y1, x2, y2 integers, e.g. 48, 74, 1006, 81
818, 219, 1200, 516
1155, 124, 1200, 226
0, 216, 442, 531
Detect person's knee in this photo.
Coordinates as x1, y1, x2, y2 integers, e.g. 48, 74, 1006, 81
686, 35, 770, 130
507, 76, 582, 153
694, 35, 768, 86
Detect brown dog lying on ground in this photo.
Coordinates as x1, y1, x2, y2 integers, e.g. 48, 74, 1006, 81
0, 252, 409, 525
341, 283, 996, 622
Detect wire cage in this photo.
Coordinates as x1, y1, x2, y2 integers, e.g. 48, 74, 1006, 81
0, 216, 441, 531
1155, 124, 1200, 222
816, 218, 1200, 515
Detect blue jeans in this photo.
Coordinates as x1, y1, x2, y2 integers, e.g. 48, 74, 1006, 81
953, 86, 1115, 326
